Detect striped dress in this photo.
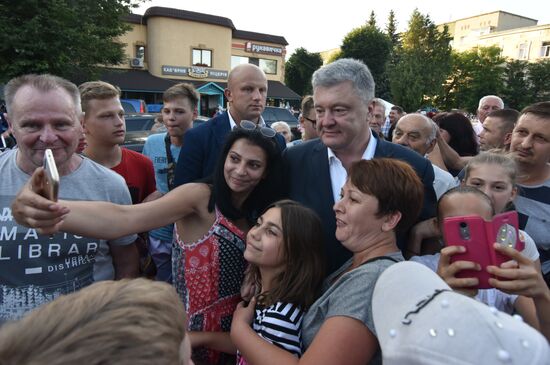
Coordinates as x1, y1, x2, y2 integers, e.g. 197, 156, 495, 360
237, 302, 304, 365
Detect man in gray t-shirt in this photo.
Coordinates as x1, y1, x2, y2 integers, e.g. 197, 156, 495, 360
0, 74, 139, 323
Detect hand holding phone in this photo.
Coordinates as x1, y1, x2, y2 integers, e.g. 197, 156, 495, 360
443, 211, 524, 289
43, 149, 59, 202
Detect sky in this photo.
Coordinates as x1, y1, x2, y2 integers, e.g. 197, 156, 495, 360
135, 0, 550, 58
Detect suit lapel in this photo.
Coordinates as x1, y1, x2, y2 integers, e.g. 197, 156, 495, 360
312, 141, 334, 205
374, 137, 396, 158
214, 112, 231, 146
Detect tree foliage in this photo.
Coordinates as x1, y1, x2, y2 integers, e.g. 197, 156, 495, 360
501, 60, 531, 110
385, 10, 399, 48
367, 11, 377, 28
527, 59, 550, 102
284, 48, 323, 96
340, 23, 392, 99
327, 50, 343, 64
388, 9, 452, 111
0, 0, 142, 82
384, 9, 401, 101
435, 47, 550, 112
437, 46, 505, 112
501, 59, 550, 109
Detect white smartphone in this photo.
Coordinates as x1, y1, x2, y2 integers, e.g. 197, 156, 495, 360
43, 149, 59, 201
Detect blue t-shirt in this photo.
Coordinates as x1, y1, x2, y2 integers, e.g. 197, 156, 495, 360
142, 133, 182, 241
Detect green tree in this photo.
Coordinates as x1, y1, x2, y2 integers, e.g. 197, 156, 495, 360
388, 9, 452, 111
385, 10, 399, 48
340, 24, 392, 99
438, 46, 505, 112
284, 48, 323, 96
502, 60, 530, 110
527, 59, 550, 102
367, 11, 377, 28
0, 0, 142, 82
327, 50, 343, 64
384, 10, 401, 100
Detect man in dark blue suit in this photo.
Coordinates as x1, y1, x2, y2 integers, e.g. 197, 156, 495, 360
285, 59, 437, 274
173, 64, 285, 186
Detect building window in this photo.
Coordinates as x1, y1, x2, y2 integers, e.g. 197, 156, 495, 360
231, 56, 277, 74
259, 59, 277, 74
540, 42, 550, 58
192, 49, 212, 67
231, 56, 249, 69
518, 43, 528, 60
135, 45, 146, 61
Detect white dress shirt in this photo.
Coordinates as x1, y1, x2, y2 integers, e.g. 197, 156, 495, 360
327, 129, 378, 203
228, 108, 266, 130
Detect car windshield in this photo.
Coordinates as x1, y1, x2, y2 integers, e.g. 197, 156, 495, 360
262, 107, 298, 127
125, 116, 156, 131
121, 101, 138, 113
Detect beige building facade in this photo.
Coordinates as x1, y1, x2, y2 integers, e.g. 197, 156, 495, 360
104, 7, 299, 116
438, 11, 550, 61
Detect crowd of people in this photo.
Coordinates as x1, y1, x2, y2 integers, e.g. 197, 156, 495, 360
0, 58, 549, 364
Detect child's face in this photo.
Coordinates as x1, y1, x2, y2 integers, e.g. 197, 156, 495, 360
245, 207, 285, 271
464, 163, 516, 214
438, 192, 493, 234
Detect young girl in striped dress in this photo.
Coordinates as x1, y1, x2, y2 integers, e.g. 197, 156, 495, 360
233, 200, 326, 364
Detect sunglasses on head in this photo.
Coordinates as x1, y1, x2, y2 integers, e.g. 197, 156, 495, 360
239, 120, 277, 138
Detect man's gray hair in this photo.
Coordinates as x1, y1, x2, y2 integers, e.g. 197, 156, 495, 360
312, 58, 375, 106
372, 98, 386, 114
4, 74, 82, 115
397, 113, 437, 147
426, 119, 438, 146
271, 121, 291, 132
478, 95, 504, 109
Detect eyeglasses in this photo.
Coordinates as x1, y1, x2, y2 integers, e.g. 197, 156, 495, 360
304, 117, 317, 127
239, 120, 277, 138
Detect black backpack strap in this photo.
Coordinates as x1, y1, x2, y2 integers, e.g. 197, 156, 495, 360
164, 133, 175, 191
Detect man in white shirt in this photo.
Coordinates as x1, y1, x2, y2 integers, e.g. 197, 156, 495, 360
472, 95, 504, 135
284, 58, 437, 274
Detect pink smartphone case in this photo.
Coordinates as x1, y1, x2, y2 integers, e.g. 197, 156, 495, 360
443, 211, 524, 289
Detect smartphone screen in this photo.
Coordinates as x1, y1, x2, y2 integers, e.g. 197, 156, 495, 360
43, 149, 59, 201
443, 215, 493, 289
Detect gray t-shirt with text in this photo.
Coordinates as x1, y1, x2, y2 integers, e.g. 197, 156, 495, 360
0, 149, 136, 322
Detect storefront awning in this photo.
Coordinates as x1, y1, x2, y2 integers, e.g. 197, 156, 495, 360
99, 69, 301, 100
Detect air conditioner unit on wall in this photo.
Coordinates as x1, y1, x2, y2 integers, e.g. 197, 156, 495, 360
130, 58, 144, 68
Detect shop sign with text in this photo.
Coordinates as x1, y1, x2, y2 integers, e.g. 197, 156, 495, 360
161, 65, 228, 80
245, 42, 283, 55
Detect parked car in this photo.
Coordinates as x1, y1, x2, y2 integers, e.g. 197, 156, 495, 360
122, 113, 160, 152
121, 99, 148, 113
147, 104, 163, 113
262, 106, 300, 140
